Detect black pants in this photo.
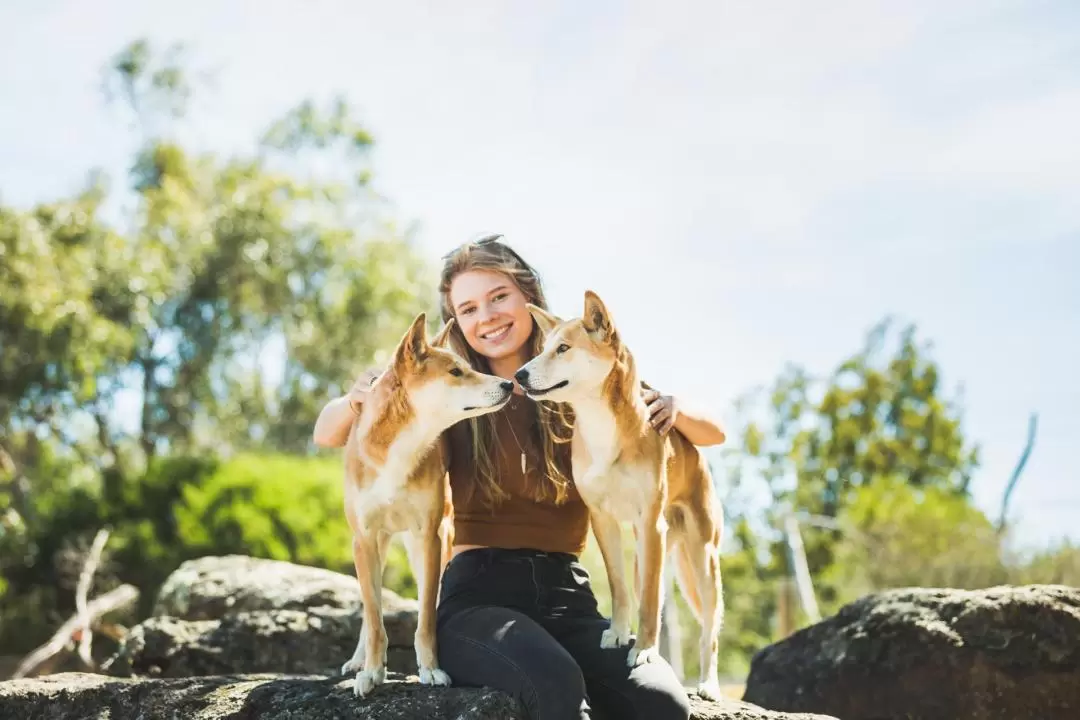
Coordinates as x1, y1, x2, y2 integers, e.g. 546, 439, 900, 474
436, 547, 691, 720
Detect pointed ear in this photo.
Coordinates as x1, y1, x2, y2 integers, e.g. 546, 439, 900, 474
527, 303, 561, 336
393, 312, 429, 368
582, 290, 613, 339
431, 317, 456, 349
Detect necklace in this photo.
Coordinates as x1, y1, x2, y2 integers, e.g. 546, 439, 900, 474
504, 396, 528, 475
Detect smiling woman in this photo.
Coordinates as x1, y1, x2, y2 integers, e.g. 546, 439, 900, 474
450, 271, 534, 372
313, 234, 725, 720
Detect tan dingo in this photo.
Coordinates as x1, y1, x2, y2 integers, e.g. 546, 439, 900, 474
515, 291, 725, 701
341, 313, 514, 697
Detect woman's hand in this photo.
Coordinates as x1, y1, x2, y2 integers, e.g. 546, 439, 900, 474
642, 387, 678, 435
313, 368, 383, 448
347, 368, 382, 414
641, 384, 727, 446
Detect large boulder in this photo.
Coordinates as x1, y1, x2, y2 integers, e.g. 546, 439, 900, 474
153, 555, 412, 619
110, 555, 420, 677
743, 584, 1080, 720
106, 606, 420, 677
0, 672, 520, 720
0, 672, 837, 720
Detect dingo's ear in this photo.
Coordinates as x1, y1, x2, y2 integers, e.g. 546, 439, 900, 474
394, 312, 429, 368
527, 303, 561, 336
582, 290, 613, 340
431, 318, 456, 349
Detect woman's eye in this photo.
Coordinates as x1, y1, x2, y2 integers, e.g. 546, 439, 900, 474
449, 367, 464, 377
556, 344, 570, 354
493, 293, 508, 302
460, 307, 475, 315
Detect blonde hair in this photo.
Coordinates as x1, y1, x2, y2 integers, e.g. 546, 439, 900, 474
439, 234, 574, 508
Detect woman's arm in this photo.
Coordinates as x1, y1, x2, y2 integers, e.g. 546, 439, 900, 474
312, 369, 381, 448
642, 387, 726, 447
312, 395, 358, 448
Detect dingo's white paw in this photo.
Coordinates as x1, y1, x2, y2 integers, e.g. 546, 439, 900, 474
627, 643, 660, 667
341, 654, 364, 675
696, 681, 723, 702
600, 626, 632, 649
419, 666, 451, 686
353, 666, 386, 697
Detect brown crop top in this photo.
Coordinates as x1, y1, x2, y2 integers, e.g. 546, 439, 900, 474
445, 393, 590, 555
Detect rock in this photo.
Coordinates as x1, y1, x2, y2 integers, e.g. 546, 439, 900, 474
689, 696, 837, 720
106, 606, 420, 678
743, 584, 1080, 720
0, 672, 835, 720
111, 555, 421, 678
154, 555, 414, 619
0, 672, 522, 720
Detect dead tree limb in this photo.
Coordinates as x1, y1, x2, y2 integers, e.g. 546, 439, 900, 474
997, 413, 1038, 534
784, 513, 821, 623
12, 584, 139, 679
74, 529, 111, 668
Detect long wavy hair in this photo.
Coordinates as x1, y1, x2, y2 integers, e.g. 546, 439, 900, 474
439, 234, 574, 508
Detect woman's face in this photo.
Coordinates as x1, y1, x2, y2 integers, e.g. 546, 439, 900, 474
449, 269, 534, 365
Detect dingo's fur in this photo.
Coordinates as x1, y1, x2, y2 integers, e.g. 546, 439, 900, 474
516, 291, 725, 700
341, 313, 513, 697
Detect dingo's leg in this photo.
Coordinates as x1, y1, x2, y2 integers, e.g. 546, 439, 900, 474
628, 496, 667, 667
405, 524, 452, 687
352, 530, 389, 697
592, 510, 632, 648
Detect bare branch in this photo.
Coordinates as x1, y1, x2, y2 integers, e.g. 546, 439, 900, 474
74, 529, 111, 668
997, 413, 1038, 534
784, 513, 821, 622
12, 584, 139, 679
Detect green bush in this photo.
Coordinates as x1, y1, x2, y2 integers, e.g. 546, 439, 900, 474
0, 450, 419, 657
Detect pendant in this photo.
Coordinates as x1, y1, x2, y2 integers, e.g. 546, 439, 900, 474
521, 452, 527, 474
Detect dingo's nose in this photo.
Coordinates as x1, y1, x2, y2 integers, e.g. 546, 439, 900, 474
514, 369, 529, 384
500, 381, 514, 392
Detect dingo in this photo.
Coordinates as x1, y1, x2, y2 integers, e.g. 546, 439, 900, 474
515, 291, 725, 701
341, 313, 514, 697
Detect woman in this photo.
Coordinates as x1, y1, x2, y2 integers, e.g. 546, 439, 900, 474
313, 235, 726, 720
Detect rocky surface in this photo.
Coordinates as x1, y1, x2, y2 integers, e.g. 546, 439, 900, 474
743, 584, 1080, 720
153, 554, 414, 619
107, 555, 421, 676
0, 672, 836, 720
106, 606, 420, 677
4, 555, 836, 718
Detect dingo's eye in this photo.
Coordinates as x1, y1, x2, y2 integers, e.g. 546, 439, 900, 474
449, 367, 464, 377
556, 344, 570, 354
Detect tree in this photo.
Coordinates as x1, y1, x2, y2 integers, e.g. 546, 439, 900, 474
724, 318, 981, 612
0, 39, 431, 654
826, 477, 1006, 597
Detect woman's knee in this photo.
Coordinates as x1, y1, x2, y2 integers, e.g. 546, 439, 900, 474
635, 682, 692, 720
437, 607, 589, 719
529, 652, 590, 719
594, 661, 691, 720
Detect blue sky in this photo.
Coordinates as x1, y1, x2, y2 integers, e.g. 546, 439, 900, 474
1, 0, 1077, 549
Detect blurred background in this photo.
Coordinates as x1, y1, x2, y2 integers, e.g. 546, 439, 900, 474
1, 0, 1077, 685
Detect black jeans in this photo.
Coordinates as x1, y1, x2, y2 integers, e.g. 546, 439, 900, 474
436, 547, 691, 720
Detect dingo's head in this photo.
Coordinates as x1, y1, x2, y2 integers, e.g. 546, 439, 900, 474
385, 313, 514, 424
514, 290, 619, 403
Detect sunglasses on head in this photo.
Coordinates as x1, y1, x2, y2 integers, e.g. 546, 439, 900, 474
444, 233, 534, 274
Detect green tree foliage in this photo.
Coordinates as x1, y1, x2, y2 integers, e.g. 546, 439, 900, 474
0, 39, 428, 654
826, 477, 1007, 598
725, 318, 981, 611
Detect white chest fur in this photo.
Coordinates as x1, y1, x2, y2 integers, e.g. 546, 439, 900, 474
572, 398, 658, 523
349, 420, 438, 534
